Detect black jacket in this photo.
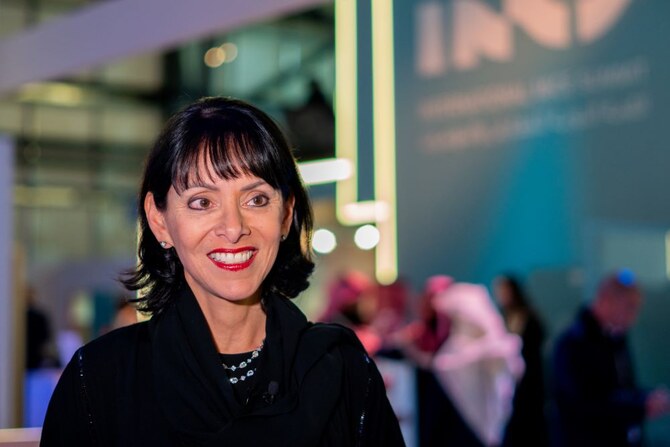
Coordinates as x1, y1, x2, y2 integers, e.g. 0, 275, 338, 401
41, 287, 405, 446
552, 307, 647, 447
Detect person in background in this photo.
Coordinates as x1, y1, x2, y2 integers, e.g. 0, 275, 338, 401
363, 278, 418, 445
431, 281, 524, 447
371, 278, 411, 357
99, 298, 140, 333
392, 275, 466, 447
492, 274, 548, 447
41, 97, 404, 446
552, 269, 670, 447
24, 286, 60, 427
25, 286, 59, 370
110, 300, 139, 330
394, 275, 453, 367
317, 270, 383, 355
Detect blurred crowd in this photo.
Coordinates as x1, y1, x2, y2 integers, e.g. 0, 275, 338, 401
317, 269, 670, 447
24, 268, 669, 445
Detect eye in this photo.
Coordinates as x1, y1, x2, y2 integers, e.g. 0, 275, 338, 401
246, 194, 270, 207
189, 197, 212, 210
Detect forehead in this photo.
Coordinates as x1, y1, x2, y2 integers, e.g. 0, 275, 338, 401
175, 145, 260, 191
185, 157, 273, 189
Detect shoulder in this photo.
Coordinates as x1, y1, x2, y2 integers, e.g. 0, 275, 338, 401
298, 322, 383, 390
84, 321, 148, 352
298, 324, 405, 445
303, 321, 361, 343
300, 322, 368, 359
59, 322, 152, 412
558, 313, 591, 345
554, 313, 594, 364
298, 322, 376, 378
76, 321, 150, 372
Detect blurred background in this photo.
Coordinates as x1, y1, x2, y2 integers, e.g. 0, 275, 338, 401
0, 0, 669, 445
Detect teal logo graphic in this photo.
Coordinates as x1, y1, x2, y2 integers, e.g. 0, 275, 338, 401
416, 0, 633, 77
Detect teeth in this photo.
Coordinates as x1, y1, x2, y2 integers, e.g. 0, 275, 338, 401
209, 251, 253, 264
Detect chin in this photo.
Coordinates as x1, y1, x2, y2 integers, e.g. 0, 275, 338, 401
219, 289, 262, 304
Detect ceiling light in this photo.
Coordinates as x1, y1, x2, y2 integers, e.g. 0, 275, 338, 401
312, 228, 337, 254
298, 158, 352, 185
354, 224, 380, 250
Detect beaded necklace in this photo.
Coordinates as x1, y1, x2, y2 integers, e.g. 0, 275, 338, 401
221, 340, 264, 385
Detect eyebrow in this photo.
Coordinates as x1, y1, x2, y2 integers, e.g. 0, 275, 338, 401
183, 179, 270, 192
241, 180, 270, 192
184, 180, 217, 191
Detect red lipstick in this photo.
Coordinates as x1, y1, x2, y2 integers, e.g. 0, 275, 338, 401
207, 247, 257, 272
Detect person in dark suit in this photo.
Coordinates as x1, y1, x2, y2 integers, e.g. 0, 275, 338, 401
552, 270, 669, 447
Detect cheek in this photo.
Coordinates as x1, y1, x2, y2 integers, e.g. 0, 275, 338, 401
257, 214, 285, 239
166, 224, 207, 265
169, 225, 195, 249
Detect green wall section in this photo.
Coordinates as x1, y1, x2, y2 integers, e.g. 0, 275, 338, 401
391, 1, 670, 442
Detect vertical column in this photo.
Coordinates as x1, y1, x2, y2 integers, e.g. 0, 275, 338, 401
335, 0, 359, 222
0, 135, 16, 427
335, 0, 398, 283
372, 0, 397, 284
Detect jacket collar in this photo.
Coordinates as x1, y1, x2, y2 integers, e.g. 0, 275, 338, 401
149, 285, 313, 438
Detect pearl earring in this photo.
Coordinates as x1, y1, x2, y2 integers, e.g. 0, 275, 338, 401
160, 241, 168, 248
280, 234, 287, 242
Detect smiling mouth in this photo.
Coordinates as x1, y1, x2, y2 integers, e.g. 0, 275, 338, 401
208, 250, 256, 271
209, 251, 254, 264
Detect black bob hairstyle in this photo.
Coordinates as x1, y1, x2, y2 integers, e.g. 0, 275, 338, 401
122, 96, 314, 315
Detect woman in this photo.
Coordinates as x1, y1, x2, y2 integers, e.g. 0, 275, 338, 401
492, 274, 548, 447
41, 97, 404, 446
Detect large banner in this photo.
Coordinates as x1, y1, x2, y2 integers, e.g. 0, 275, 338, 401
394, 0, 670, 284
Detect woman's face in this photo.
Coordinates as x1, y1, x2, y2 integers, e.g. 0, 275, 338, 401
146, 159, 294, 305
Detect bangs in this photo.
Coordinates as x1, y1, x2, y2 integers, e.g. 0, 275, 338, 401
171, 126, 284, 195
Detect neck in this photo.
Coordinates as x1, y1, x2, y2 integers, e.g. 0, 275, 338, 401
194, 294, 267, 354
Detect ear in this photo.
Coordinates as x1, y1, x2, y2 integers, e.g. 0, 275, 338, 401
281, 195, 295, 237
144, 192, 171, 245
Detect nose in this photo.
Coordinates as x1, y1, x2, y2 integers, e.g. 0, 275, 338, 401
214, 205, 249, 243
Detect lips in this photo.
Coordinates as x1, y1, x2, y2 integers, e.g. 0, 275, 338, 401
208, 247, 257, 271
